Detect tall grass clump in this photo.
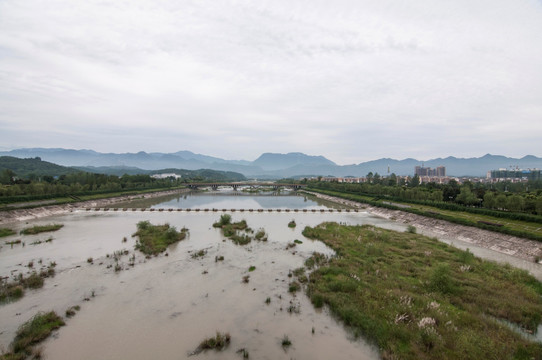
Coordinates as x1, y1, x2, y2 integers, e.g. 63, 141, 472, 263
192, 332, 231, 354
213, 214, 232, 227
1, 311, 65, 358
20, 224, 63, 235
133, 221, 188, 255
213, 216, 255, 245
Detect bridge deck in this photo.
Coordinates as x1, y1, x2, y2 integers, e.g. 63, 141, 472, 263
79, 208, 359, 213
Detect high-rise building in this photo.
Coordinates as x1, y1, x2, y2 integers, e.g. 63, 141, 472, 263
415, 165, 446, 177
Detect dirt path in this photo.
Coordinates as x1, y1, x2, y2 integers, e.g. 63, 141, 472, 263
0, 188, 191, 224
303, 190, 542, 262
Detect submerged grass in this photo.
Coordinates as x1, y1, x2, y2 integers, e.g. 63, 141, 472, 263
19, 224, 63, 235
304, 222, 542, 360
0, 311, 65, 359
213, 216, 265, 245
133, 221, 188, 255
1, 267, 55, 305
0, 228, 16, 237
193, 331, 231, 354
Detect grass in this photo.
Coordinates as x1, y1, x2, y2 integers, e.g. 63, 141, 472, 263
65, 305, 81, 318
20, 224, 63, 235
213, 214, 232, 227
281, 335, 292, 348
254, 229, 267, 241
0, 311, 65, 358
133, 221, 188, 255
213, 216, 264, 245
406, 225, 417, 234
288, 220, 297, 228
191, 249, 207, 259
248, 265, 256, 272
1, 268, 54, 305
0, 228, 16, 237
236, 348, 249, 358
303, 252, 327, 270
288, 281, 300, 293
5, 239, 21, 246
303, 222, 542, 360
294, 239, 303, 244
195, 332, 231, 353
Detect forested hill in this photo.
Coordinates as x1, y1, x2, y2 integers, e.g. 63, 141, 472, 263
0, 156, 246, 182
0, 156, 77, 178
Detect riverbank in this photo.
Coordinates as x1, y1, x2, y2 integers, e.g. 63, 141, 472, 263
303, 190, 542, 263
0, 188, 191, 225
302, 222, 542, 360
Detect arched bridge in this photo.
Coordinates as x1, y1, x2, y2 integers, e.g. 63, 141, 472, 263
185, 183, 307, 190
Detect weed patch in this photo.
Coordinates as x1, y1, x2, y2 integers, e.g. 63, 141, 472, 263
192, 332, 231, 354
2, 311, 65, 358
133, 221, 188, 255
0, 228, 16, 237
20, 224, 63, 235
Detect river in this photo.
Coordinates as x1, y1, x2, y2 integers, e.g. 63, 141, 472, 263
0, 190, 540, 359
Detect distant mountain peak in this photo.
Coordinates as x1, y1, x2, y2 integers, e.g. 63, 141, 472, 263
0, 148, 540, 177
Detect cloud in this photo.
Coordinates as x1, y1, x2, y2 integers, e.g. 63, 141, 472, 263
1, 0, 541, 163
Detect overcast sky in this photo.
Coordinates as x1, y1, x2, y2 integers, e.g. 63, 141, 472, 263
1, 0, 542, 164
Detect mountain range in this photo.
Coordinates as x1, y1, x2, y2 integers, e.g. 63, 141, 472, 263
1, 148, 541, 178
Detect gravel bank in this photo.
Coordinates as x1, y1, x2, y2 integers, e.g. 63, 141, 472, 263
0, 188, 191, 224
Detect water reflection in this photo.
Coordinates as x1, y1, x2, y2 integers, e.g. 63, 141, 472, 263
109, 190, 346, 210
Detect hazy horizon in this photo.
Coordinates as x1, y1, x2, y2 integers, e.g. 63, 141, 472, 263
2, 146, 541, 167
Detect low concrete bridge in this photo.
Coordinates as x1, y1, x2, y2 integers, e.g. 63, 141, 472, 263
185, 183, 307, 190
83, 207, 358, 213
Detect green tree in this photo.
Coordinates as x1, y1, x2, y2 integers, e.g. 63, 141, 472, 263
495, 194, 507, 210
387, 173, 397, 186
409, 174, 420, 187
483, 192, 496, 209
0, 169, 16, 185
456, 187, 478, 206
536, 197, 542, 215
506, 194, 525, 212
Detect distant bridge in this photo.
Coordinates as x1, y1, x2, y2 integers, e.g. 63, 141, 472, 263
185, 182, 307, 190
82, 207, 358, 213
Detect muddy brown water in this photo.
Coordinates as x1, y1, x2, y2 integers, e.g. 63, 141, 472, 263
1, 192, 541, 359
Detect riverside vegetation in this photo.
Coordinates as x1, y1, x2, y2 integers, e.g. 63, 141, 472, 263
213, 214, 268, 245
308, 188, 542, 243
0, 311, 65, 360
0, 228, 15, 237
19, 224, 63, 235
302, 222, 542, 360
133, 221, 188, 255
1, 263, 56, 304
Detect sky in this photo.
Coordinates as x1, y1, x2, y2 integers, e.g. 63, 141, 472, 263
1, 0, 542, 165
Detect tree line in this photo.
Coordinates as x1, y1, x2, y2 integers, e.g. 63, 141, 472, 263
308, 175, 542, 215
0, 170, 182, 201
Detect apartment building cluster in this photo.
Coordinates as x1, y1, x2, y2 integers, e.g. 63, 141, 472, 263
486, 168, 541, 183
414, 165, 446, 177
